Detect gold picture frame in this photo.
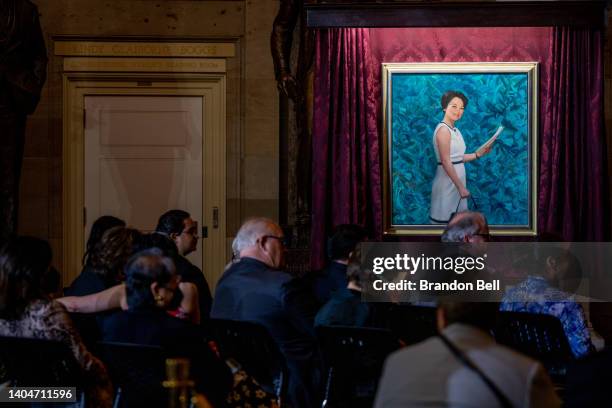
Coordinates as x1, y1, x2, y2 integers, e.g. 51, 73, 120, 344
382, 62, 538, 236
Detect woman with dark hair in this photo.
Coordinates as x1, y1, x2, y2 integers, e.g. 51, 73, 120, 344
64, 226, 140, 346
59, 233, 201, 324
0, 236, 112, 407
66, 226, 140, 296
82, 215, 125, 266
100, 249, 232, 407
430, 91, 494, 224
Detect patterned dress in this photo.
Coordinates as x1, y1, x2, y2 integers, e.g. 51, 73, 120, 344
0, 299, 113, 407
500, 276, 593, 357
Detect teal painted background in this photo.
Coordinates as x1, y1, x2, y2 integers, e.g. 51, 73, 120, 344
390, 72, 530, 226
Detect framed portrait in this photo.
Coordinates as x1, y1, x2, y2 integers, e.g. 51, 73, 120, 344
382, 62, 538, 235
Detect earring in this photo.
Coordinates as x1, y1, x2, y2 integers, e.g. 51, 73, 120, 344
154, 294, 165, 306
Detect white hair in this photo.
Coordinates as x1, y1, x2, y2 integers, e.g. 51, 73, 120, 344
232, 217, 278, 255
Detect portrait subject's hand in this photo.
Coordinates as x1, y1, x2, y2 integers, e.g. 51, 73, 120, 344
459, 187, 471, 198
477, 143, 493, 158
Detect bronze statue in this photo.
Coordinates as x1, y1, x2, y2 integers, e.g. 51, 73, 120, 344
271, 0, 315, 245
0, 0, 47, 241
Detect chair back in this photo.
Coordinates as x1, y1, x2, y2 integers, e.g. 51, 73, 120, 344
493, 311, 574, 381
208, 318, 287, 398
96, 341, 166, 408
387, 304, 438, 345
0, 336, 82, 387
316, 326, 400, 408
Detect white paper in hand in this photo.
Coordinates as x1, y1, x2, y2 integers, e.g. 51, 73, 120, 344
477, 126, 504, 151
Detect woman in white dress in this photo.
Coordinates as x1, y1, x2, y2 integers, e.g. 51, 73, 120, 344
430, 91, 492, 224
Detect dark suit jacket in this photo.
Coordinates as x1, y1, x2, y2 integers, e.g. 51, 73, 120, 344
313, 261, 347, 304
102, 308, 232, 406
64, 265, 109, 296
174, 255, 213, 319
315, 287, 370, 327
211, 257, 321, 407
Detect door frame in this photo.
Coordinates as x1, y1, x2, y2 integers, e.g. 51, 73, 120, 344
63, 72, 226, 287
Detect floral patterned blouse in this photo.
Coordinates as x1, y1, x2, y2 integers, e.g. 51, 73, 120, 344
500, 276, 593, 358
0, 299, 113, 408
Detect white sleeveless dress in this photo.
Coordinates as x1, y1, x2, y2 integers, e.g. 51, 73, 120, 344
430, 122, 467, 223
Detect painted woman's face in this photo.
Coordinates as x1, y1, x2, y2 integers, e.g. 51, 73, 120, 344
445, 97, 465, 121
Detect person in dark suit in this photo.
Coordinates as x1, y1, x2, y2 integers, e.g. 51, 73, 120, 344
155, 209, 213, 318
315, 245, 371, 327
313, 224, 367, 304
212, 217, 321, 408
101, 248, 232, 407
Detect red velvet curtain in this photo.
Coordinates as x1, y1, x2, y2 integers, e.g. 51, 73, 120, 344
311, 28, 381, 270
539, 27, 607, 240
311, 27, 608, 269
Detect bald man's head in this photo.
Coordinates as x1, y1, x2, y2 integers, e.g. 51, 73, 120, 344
232, 217, 286, 269
441, 211, 489, 243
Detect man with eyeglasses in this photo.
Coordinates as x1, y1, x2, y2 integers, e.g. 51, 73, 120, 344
155, 209, 212, 319
212, 217, 321, 408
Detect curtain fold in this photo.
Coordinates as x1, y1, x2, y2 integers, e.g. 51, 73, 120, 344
311, 28, 381, 270
539, 27, 608, 240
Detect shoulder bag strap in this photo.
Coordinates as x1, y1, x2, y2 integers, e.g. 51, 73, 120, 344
438, 333, 513, 408
454, 195, 479, 214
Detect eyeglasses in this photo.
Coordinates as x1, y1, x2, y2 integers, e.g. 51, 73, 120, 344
261, 235, 289, 247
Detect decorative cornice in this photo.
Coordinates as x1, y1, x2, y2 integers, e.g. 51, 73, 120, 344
306, 1, 607, 28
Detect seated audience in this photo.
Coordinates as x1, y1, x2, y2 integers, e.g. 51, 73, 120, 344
500, 247, 593, 358
58, 278, 200, 325
315, 245, 371, 327
59, 232, 202, 324
375, 302, 561, 408
0, 237, 113, 407
64, 225, 140, 345
101, 248, 232, 407
212, 217, 320, 408
314, 224, 367, 303
156, 209, 213, 318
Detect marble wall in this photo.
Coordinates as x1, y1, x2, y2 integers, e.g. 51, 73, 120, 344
21, 0, 280, 273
